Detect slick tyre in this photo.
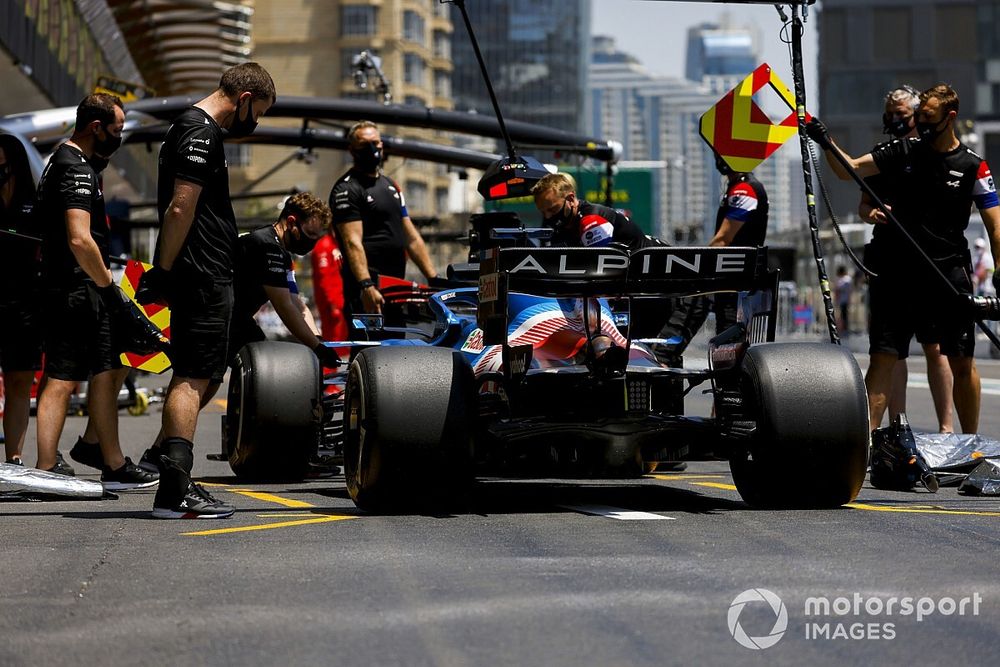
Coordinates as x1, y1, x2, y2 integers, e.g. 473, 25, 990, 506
227, 342, 322, 481
344, 346, 475, 513
729, 343, 869, 508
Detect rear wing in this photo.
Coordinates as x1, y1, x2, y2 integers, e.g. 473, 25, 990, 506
477, 246, 772, 344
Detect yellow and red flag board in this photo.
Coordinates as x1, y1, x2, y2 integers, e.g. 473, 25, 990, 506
119, 260, 172, 374
699, 63, 810, 173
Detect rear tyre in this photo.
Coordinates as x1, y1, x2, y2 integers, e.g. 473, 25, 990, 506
344, 346, 475, 512
728, 343, 869, 508
227, 342, 322, 481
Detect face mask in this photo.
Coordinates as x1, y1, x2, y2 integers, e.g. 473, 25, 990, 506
94, 124, 122, 157
543, 198, 574, 230
285, 223, 319, 256
916, 116, 948, 142
88, 154, 110, 174
229, 96, 258, 138
352, 142, 382, 172
883, 114, 913, 138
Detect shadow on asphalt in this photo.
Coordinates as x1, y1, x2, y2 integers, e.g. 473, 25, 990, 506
267, 480, 751, 518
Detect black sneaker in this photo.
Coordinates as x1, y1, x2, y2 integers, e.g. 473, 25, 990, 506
152, 480, 235, 519
4, 457, 24, 466
70, 437, 104, 471
305, 454, 342, 479
43, 451, 76, 476
101, 457, 160, 491
138, 445, 163, 473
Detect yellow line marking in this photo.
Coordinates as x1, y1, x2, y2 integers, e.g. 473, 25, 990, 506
691, 482, 738, 491
227, 489, 315, 508
183, 515, 357, 536
649, 474, 726, 481
846, 502, 1000, 517
196, 481, 229, 488
255, 512, 340, 518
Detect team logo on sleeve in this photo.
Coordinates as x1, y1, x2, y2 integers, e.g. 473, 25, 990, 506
725, 182, 759, 222
974, 161, 999, 210
579, 214, 614, 247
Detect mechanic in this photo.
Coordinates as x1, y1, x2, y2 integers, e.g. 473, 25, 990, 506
69, 148, 148, 472
311, 231, 349, 341
531, 172, 657, 251
228, 192, 339, 366
33, 94, 158, 490
531, 172, 676, 342
858, 85, 954, 433
329, 121, 438, 329
0, 134, 41, 467
653, 153, 769, 365
136, 62, 275, 519
136, 192, 339, 474
808, 84, 1000, 433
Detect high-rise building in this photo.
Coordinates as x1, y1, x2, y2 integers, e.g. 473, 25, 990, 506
450, 0, 590, 134
818, 0, 983, 220
248, 0, 455, 231
685, 21, 758, 83
590, 35, 799, 243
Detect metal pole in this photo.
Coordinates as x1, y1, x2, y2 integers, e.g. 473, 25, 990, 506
790, 6, 840, 345
452, 0, 518, 160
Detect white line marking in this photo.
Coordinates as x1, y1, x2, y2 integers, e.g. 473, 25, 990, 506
909, 372, 1000, 396
559, 504, 675, 520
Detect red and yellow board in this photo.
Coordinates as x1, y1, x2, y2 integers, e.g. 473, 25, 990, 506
699, 63, 810, 173
119, 260, 172, 374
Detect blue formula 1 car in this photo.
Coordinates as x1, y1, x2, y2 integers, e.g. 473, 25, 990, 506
221, 211, 869, 513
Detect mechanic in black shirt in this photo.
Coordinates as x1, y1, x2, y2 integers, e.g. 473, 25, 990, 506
808, 84, 1000, 434
33, 94, 157, 489
858, 86, 954, 434
229, 192, 339, 367
532, 172, 676, 345
329, 121, 438, 326
0, 133, 41, 466
531, 172, 656, 251
137, 62, 275, 519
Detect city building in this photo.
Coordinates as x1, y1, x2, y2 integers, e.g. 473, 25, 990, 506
817, 0, 986, 220
685, 20, 758, 83
450, 0, 590, 134
589, 33, 800, 244
249, 0, 455, 238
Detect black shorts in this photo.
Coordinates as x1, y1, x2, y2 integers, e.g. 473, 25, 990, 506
169, 277, 233, 383
868, 263, 974, 359
0, 295, 43, 372
42, 282, 121, 382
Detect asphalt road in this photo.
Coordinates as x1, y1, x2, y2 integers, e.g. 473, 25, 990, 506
4, 338, 1000, 665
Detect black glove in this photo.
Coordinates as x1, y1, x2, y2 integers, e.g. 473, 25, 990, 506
313, 342, 341, 368
135, 266, 171, 306
993, 271, 1000, 296
98, 284, 171, 356
805, 117, 833, 149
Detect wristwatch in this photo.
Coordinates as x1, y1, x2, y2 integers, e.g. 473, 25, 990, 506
359, 278, 376, 290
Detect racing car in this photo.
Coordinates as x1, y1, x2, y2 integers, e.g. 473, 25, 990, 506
220, 211, 869, 512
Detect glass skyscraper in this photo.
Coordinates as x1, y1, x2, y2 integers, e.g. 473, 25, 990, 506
450, 0, 591, 134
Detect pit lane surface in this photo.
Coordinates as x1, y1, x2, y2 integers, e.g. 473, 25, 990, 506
4, 347, 1000, 665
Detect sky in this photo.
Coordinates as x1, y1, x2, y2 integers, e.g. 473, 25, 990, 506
591, 0, 820, 110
